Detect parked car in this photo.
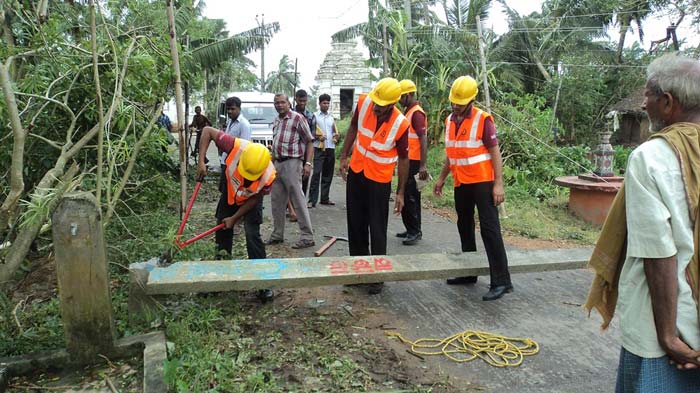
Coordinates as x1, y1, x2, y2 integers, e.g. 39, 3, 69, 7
217, 92, 276, 148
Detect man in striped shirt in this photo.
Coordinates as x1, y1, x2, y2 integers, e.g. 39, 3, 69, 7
266, 93, 316, 249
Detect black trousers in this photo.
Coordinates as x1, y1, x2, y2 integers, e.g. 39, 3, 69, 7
215, 168, 266, 259
401, 159, 421, 235
308, 147, 335, 205
454, 182, 511, 286
346, 170, 390, 256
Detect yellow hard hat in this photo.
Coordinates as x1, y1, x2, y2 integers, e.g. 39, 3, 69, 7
238, 143, 271, 181
399, 79, 417, 94
449, 76, 478, 105
368, 78, 402, 106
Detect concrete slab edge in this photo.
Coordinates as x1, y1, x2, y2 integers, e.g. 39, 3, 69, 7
117, 331, 168, 393
1, 332, 168, 392
0, 367, 9, 392
0, 349, 69, 377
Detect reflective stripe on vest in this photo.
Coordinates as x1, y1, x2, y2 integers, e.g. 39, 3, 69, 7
225, 139, 276, 205
349, 94, 409, 183
444, 107, 494, 186
405, 104, 426, 161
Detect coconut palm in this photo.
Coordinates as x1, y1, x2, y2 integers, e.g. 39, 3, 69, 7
265, 55, 296, 97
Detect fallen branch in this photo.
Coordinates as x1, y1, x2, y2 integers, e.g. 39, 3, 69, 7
0, 59, 27, 238
104, 102, 162, 225
98, 353, 117, 369
104, 376, 119, 393
10, 383, 78, 391
12, 298, 24, 333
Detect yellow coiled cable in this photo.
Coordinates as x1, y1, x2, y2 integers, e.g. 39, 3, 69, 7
385, 330, 539, 367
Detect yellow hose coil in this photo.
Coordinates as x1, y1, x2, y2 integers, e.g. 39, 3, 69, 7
385, 330, 539, 367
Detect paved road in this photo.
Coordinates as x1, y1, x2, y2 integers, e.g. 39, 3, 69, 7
258, 173, 619, 393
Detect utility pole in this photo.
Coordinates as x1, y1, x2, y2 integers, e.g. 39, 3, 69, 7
475, 15, 491, 114
382, 21, 389, 76
293, 57, 298, 99
550, 63, 563, 138
256, 14, 266, 92
404, 0, 411, 39
202, 69, 207, 113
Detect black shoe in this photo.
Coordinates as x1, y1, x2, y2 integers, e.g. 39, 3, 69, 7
396, 231, 408, 238
482, 285, 514, 301
291, 239, 315, 249
367, 282, 384, 294
402, 232, 422, 245
257, 289, 274, 303
446, 276, 478, 285
265, 238, 283, 245
319, 200, 335, 206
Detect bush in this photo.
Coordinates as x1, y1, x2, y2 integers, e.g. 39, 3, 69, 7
495, 93, 592, 198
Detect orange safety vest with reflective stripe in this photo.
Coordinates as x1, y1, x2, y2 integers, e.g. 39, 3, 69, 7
349, 94, 410, 183
405, 103, 427, 161
444, 107, 494, 186
224, 138, 276, 206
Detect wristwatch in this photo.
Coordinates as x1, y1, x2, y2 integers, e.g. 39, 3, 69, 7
305, 162, 312, 166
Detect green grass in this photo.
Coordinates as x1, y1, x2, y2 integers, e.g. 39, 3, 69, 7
421, 145, 599, 245
499, 194, 599, 243
160, 297, 438, 392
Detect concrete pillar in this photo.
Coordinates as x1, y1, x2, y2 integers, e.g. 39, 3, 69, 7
52, 193, 116, 364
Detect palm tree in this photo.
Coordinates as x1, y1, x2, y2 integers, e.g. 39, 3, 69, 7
265, 55, 296, 97
614, 0, 668, 62
442, 0, 491, 28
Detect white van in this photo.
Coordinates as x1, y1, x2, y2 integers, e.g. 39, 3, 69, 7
218, 92, 277, 148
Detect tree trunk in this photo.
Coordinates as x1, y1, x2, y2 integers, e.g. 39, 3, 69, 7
531, 52, 552, 83
0, 1, 15, 51
0, 163, 79, 285
36, 0, 49, 23
90, 0, 105, 210
0, 60, 27, 240
616, 18, 629, 63
166, 0, 187, 218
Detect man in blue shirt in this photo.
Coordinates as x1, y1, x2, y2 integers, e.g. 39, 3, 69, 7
308, 93, 340, 207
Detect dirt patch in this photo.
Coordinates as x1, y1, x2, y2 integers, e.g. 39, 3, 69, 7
503, 234, 578, 249
12, 256, 57, 303
238, 286, 478, 392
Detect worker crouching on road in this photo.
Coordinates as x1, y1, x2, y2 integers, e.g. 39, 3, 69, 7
433, 76, 513, 301
339, 77, 411, 295
197, 126, 277, 302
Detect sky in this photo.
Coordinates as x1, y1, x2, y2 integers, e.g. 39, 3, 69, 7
201, 0, 693, 92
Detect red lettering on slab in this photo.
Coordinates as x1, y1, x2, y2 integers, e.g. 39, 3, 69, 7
373, 257, 393, 271
351, 259, 374, 274
329, 261, 349, 275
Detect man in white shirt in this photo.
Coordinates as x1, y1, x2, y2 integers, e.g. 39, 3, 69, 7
308, 93, 340, 207
614, 54, 700, 391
